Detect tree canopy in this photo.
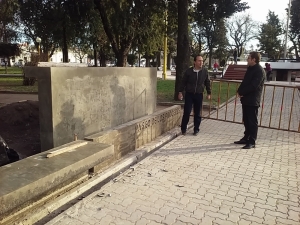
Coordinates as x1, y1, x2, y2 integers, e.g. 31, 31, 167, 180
289, 0, 300, 59
258, 11, 283, 60
193, 0, 249, 67
0, 0, 19, 43
226, 13, 258, 57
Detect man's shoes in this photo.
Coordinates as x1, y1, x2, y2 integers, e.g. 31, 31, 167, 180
242, 143, 255, 149
234, 139, 248, 144
182, 131, 186, 135
193, 131, 199, 136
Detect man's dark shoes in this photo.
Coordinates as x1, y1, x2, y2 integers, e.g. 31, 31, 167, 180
182, 131, 186, 135
193, 131, 199, 136
234, 139, 248, 144
242, 143, 255, 149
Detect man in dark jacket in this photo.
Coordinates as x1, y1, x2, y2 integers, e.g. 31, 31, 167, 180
235, 52, 265, 149
178, 55, 211, 136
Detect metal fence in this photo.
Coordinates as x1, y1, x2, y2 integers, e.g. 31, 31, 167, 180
202, 80, 300, 133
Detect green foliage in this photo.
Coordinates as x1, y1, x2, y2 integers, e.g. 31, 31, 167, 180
133, 11, 165, 62
127, 54, 137, 66
94, 0, 176, 67
0, 43, 20, 57
289, 0, 300, 59
193, 0, 249, 67
0, 0, 19, 43
19, 0, 97, 61
257, 11, 283, 59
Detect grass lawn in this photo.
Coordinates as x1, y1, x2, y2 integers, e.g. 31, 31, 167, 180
157, 79, 238, 105
0, 77, 38, 92
0, 67, 23, 74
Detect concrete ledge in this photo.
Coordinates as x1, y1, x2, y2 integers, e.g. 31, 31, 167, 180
0, 140, 114, 223
85, 105, 182, 160
0, 106, 182, 224
18, 125, 183, 225
37, 62, 88, 67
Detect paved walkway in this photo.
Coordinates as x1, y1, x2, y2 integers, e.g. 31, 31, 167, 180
45, 85, 300, 225
46, 120, 300, 225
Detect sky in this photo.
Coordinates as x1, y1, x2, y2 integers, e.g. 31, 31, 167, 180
243, 0, 290, 24
234, 0, 291, 50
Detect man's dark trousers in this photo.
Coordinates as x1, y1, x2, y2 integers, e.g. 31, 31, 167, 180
181, 92, 203, 133
242, 105, 258, 144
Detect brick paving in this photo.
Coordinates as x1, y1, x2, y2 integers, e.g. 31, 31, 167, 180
45, 84, 300, 225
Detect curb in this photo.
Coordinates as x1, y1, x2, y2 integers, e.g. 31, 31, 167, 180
0, 91, 38, 94
158, 102, 217, 110
19, 126, 187, 225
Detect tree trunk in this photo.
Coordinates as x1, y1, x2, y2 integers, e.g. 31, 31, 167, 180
198, 33, 202, 54
209, 47, 213, 69
93, 43, 98, 67
116, 52, 127, 67
156, 52, 161, 68
291, 39, 299, 59
62, 25, 68, 63
175, 0, 190, 100
100, 52, 106, 67
145, 55, 151, 67
44, 50, 50, 62
138, 52, 141, 67
167, 53, 171, 69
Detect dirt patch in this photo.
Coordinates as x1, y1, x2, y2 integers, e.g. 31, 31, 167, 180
0, 101, 40, 158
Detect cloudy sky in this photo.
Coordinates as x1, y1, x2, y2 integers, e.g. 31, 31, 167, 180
233, 0, 291, 49
243, 0, 290, 23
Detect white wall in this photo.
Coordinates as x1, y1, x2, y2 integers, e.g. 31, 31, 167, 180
50, 50, 88, 63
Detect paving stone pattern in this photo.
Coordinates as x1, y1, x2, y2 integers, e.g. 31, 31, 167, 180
46, 117, 300, 225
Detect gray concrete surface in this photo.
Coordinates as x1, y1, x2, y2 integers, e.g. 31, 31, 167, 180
24, 67, 157, 151
85, 106, 181, 160
0, 94, 38, 104
45, 120, 300, 225
44, 84, 300, 225
0, 140, 113, 221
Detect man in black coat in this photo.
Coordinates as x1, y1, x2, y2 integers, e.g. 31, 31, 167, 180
178, 55, 211, 136
235, 52, 266, 149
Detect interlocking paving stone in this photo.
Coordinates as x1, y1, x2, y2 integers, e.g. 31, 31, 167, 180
45, 84, 300, 225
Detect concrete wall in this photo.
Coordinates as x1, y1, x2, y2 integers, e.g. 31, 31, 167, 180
25, 67, 157, 151
85, 105, 182, 160
0, 141, 114, 223
0, 106, 181, 224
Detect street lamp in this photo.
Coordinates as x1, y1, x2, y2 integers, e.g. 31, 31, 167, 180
36, 37, 41, 56
162, 6, 168, 80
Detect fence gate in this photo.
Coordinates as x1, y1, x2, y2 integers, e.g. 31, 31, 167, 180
201, 80, 300, 133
